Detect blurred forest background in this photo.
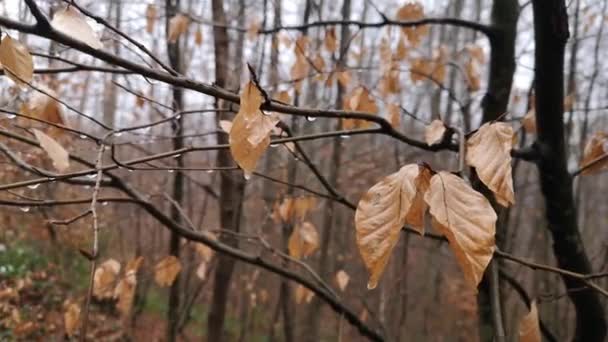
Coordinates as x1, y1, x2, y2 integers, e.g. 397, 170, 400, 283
0, 0, 607, 341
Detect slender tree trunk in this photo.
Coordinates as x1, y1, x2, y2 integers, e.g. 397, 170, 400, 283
474, 1, 518, 341
305, 1, 351, 341
208, 0, 246, 340
531, 1, 607, 341
165, 1, 185, 341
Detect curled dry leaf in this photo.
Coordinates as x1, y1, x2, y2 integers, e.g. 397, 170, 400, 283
33, 129, 70, 172
388, 103, 401, 128
466, 122, 515, 207
196, 262, 208, 280
21, 86, 64, 125
342, 87, 378, 129
194, 26, 203, 45
395, 2, 428, 46
64, 302, 80, 337
295, 284, 314, 304
518, 301, 541, 342
579, 131, 608, 175
145, 4, 157, 33
355, 164, 431, 289
229, 81, 279, 176
0, 35, 34, 87
335, 270, 350, 291
168, 14, 190, 42
51, 7, 103, 49
288, 221, 319, 259
114, 256, 142, 316
424, 172, 496, 288
522, 110, 536, 134
154, 255, 182, 287
93, 259, 121, 299
425, 119, 446, 146
324, 27, 337, 53
219, 120, 232, 133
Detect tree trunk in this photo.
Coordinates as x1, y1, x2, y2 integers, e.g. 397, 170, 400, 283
531, 1, 607, 341
207, 0, 246, 340
165, 1, 185, 341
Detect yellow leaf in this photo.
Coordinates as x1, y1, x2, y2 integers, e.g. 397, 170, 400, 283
424, 172, 496, 288
522, 110, 536, 134
154, 256, 182, 287
0, 36, 33, 87
288, 221, 319, 259
145, 4, 157, 33
167, 14, 190, 43
93, 259, 121, 299
64, 303, 80, 337
466, 122, 515, 207
580, 131, 608, 175
425, 119, 446, 146
335, 270, 350, 291
51, 7, 103, 49
355, 164, 431, 289
324, 27, 337, 53
33, 129, 70, 172
518, 301, 541, 342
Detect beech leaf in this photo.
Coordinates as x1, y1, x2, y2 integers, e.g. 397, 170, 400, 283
355, 164, 431, 289
288, 221, 319, 259
335, 270, 350, 291
466, 122, 515, 207
154, 256, 182, 287
425, 119, 446, 146
0, 35, 34, 87
167, 14, 190, 42
33, 129, 70, 172
579, 131, 608, 175
51, 7, 103, 49
64, 303, 80, 337
424, 172, 496, 289
518, 301, 541, 342
93, 259, 121, 299
22, 86, 64, 125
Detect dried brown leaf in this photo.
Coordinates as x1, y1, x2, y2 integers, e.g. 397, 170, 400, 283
288, 221, 319, 259
424, 172, 496, 288
154, 255, 182, 287
355, 164, 431, 289
0, 36, 33, 87
52, 7, 103, 49
335, 270, 350, 291
580, 131, 608, 175
466, 122, 515, 207
33, 129, 70, 172
425, 119, 446, 146
167, 14, 190, 43
518, 301, 541, 342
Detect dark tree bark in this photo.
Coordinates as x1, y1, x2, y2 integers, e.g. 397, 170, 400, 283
531, 1, 607, 341
165, 1, 185, 341
207, 0, 246, 340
